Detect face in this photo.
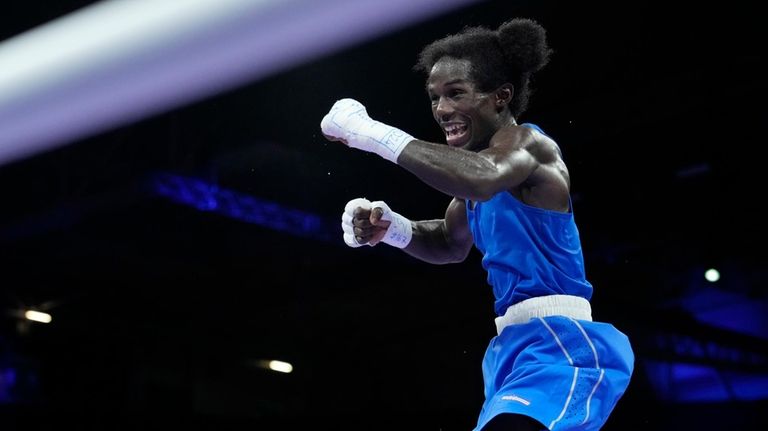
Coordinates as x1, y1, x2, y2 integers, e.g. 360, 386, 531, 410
426, 57, 500, 151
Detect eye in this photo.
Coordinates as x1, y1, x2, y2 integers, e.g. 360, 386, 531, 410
448, 88, 465, 99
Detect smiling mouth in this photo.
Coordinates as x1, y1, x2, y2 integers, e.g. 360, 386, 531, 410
444, 123, 469, 146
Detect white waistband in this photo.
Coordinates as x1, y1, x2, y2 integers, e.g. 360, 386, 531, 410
494, 295, 592, 335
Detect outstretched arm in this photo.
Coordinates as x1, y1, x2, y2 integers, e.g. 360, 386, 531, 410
397, 133, 538, 201
321, 98, 540, 202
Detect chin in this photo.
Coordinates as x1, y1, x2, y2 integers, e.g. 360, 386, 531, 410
447, 135, 472, 148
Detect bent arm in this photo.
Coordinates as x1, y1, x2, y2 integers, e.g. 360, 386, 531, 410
402, 198, 473, 264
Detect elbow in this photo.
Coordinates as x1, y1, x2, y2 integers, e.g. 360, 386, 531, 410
424, 245, 469, 265
445, 243, 471, 264
432, 256, 466, 265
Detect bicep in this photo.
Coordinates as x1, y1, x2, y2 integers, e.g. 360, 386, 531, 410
478, 145, 539, 192
444, 198, 473, 259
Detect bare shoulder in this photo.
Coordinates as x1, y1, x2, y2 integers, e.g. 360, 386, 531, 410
488, 125, 532, 150
493, 125, 570, 209
491, 125, 562, 164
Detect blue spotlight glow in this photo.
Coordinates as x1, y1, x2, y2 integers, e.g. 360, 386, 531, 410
644, 360, 768, 402
0, 368, 16, 404
148, 173, 335, 242
681, 288, 768, 341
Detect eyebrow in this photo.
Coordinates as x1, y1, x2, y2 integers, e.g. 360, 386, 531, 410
425, 79, 469, 92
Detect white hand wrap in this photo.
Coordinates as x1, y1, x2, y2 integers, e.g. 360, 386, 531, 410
321, 98, 414, 163
341, 198, 371, 248
370, 200, 413, 249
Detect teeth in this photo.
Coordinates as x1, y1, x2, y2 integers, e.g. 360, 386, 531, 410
444, 124, 466, 136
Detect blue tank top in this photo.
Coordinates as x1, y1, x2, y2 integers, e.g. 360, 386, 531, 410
466, 123, 593, 316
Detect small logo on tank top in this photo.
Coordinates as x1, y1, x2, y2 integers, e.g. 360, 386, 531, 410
501, 394, 531, 405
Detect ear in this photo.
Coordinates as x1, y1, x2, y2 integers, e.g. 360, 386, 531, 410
494, 84, 514, 109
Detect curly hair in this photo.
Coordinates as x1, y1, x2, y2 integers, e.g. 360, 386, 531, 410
415, 18, 552, 118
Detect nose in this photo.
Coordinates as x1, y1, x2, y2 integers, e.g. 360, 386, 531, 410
434, 96, 453, 121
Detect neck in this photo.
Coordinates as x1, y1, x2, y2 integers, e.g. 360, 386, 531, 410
497, 112, 517, 128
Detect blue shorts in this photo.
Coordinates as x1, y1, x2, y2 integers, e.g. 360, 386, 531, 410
474, 316, 634, 431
